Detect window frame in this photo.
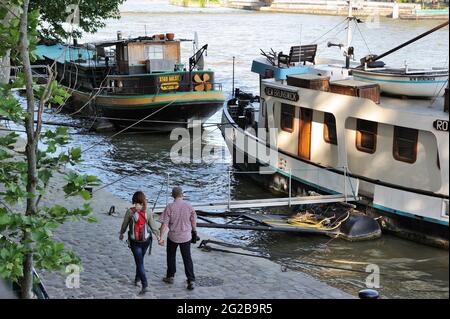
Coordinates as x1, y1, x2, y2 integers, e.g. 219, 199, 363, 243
146, 45, 164, 60
323, 112, 337, 145
355, 119, 377, 154
393, 126, 418, 164
280, 103, 295, 133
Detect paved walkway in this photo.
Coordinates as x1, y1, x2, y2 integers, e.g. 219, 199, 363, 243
1, 129, 353, 299
37, 174, 353, 299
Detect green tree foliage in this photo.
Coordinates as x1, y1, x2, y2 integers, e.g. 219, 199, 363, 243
31, 0, 125, 40
0, 0, 101, 298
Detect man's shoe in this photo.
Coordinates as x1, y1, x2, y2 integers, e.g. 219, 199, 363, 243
138, 287, 148, 295
162, 277, 174, 284
187, 281, 195, 290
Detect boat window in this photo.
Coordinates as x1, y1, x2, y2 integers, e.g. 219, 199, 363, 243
146, 45, 164, 60
261, 99, 269, 132
356, 119, 377, 154
437, 151, 440, 170
393, 126, 418, 164
323, 113, 337, 145
280, 103, 295, 133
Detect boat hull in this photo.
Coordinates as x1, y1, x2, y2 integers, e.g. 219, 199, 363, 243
352, 69, 448, 98
70, 89, 225, 132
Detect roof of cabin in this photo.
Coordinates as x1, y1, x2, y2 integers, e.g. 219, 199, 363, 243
36, 43, 95, 64
379, 94, 447, 117
91, 36, 181, 48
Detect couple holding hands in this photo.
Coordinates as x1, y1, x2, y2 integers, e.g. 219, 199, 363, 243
119, 187, 197, 295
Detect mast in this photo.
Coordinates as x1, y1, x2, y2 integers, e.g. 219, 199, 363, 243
345, 0, 354, 68
326, 0, 356, 68
346, 0, 353, 51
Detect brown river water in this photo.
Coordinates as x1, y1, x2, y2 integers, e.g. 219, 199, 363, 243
17, 2, 450, 298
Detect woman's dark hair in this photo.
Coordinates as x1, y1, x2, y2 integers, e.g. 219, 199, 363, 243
132, 191, 147, 211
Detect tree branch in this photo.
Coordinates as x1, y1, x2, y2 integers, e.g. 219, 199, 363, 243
0, 2, 20, 19
35, 66, 55, 138
0, 199, 13, 213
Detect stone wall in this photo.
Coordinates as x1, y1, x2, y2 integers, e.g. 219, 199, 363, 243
222, 0, 421, 16
260, 1, 420, 16
223, 0, 268, 10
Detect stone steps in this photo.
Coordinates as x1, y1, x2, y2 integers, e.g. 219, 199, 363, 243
225, 0, 267, 10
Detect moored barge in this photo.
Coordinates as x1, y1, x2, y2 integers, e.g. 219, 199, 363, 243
35, 33, 225, 131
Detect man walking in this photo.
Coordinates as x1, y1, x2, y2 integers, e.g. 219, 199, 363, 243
159, 187, 196, 290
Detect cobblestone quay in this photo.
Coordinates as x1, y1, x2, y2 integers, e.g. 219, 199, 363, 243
1, 129, 353, 299
40, 179, 354, 299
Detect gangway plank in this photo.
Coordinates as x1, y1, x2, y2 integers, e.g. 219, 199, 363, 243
152, 194, 359, 214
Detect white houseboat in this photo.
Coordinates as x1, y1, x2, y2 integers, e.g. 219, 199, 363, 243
221, 10, 449, 248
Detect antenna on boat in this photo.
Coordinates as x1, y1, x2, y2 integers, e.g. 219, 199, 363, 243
193, 32, 199, 55
232, 56, 235, 98
299, 24, 303, 65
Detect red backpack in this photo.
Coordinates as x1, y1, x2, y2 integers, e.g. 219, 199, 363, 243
130, 207, 149, 242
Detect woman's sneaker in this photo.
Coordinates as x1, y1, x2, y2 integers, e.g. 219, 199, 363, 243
162, 277, 174, 284
187, 281, 195, 290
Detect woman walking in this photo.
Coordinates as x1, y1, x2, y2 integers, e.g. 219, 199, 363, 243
119, 191, 160, 295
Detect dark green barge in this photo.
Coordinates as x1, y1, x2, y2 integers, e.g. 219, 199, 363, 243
35, 34, 225, 131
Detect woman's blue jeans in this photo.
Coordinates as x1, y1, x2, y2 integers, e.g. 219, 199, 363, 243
130, 237, 152, 288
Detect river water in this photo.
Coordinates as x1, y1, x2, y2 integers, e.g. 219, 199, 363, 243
23, 1, 450, 298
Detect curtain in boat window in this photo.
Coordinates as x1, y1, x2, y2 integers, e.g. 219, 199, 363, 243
323, 112, 337, 145
393, 126, 418, 164
280, 103, 295, 133
356, 119, 377, 154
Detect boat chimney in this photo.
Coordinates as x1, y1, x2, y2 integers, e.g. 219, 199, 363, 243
117, 31, 122, 40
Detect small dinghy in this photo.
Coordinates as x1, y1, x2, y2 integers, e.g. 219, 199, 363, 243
352, 67, 448, 98
252, 208, 381, 241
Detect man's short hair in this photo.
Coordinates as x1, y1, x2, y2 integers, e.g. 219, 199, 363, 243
172, 186, 183, 198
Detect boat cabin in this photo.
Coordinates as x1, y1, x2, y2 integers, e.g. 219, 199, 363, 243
115, 37, 181, 75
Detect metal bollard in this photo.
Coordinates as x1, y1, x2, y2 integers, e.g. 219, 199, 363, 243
359, 289, 379, 299
107, 205, 115, 216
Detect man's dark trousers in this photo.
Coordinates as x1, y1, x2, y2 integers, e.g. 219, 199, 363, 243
166, 238, 195, 282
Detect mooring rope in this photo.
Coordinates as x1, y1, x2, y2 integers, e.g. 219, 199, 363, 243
199, 240, 369, 275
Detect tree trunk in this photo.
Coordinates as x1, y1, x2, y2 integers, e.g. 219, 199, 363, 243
0, 51, 11, 84
0, 7, 17, 84
19, 0, 37, 299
